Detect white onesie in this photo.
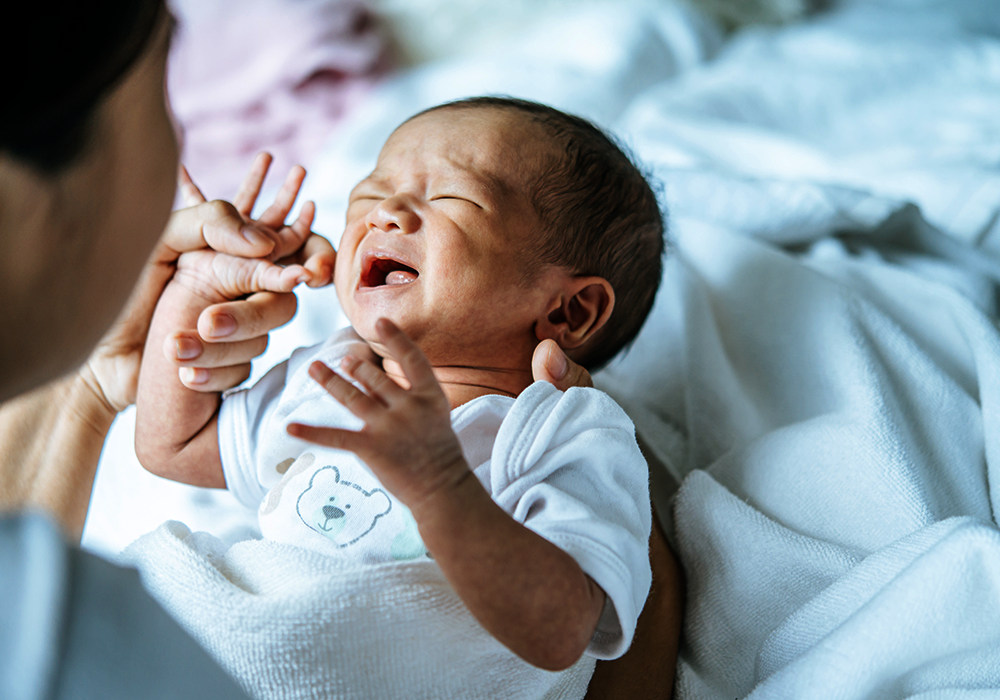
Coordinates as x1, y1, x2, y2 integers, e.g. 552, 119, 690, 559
218, 328, 652, 659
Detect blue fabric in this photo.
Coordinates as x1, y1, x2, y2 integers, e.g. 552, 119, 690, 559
0, 514, 249, 700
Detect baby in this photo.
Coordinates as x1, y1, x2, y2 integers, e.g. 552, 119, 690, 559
135, 97, 665, 674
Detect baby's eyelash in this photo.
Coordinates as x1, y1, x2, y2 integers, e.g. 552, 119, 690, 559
430, 195, 483, 209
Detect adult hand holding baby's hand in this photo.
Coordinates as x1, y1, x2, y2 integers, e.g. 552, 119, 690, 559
92, 153, 339, 404
166, 154, 336, 391
287, 318, 469, 510
87, 153, 336, 409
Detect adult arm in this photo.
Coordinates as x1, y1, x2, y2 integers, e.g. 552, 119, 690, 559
0, 156, 334, 539
533, 340, 684, 700
0, 514, 251, 700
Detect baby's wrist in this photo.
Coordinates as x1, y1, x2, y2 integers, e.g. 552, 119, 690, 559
409, 462, 490, 537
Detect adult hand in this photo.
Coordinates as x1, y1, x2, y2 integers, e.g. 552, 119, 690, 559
531, 338, 594, 391
83, 153, 336, 413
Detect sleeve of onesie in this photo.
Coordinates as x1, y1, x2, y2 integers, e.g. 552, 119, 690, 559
488, 382, 653, 660
217, 330, 368, 509
217, 359, 292, 509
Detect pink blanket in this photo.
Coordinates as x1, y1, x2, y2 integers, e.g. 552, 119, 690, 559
167, 0, 390, 200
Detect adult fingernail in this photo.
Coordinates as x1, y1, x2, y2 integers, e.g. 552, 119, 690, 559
549, 346, 567, 379
208, 314, 236, 338
175, 337, 201, 360
180, 367, 209, 385
242, 226, 271, 248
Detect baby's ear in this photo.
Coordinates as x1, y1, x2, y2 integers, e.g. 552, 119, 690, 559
536, 276, 614, 350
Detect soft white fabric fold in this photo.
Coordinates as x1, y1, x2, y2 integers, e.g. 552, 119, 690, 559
122, 521, 594, 700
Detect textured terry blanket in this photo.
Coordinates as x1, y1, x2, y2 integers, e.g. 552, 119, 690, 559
589, 1, 1000, 694
122, 521, 594, 700
599, 214, 1000, 698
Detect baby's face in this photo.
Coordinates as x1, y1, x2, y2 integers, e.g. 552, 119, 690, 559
335, 108, 563, 369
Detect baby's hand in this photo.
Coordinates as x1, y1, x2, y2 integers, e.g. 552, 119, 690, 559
287, 318, 469, 510
171, 248, 309, 305
171, 156, 327, 305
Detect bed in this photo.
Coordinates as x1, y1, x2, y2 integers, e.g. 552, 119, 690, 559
84, 0, 1000, 696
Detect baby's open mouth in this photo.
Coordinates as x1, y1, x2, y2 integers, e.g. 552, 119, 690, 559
360, 253, 419, 288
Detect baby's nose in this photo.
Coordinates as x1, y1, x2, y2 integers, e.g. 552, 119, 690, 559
366, 195, 420, 235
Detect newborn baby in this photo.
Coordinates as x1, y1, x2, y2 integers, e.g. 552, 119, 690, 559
135, 97, 665, 681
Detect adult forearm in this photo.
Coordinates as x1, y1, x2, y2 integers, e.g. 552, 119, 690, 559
584, 509, 683, 699
413, 473, 605, 671
0, 368, 117, 540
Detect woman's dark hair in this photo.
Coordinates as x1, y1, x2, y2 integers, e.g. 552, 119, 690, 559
1, 0, 165, 173
416, 96, 666, 371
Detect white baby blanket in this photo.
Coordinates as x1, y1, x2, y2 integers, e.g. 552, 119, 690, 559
599, 219, 1000, 698
122, 521, 594, 700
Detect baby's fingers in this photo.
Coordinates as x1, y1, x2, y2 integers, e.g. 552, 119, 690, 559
233, 152, 273, 217
340, 355, 404, 406
202, 253, 310, 297
267, 200, 318, 263
375, 319, 438, 394
178, 165, 207, 206
308, 361, 381, 421
257, 165, 306, 231
278, 230, 335, 287
286, 423, 365, 454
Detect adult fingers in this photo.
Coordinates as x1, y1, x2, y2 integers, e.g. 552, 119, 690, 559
197, 291, 297, 343
307, 361, 381, 421
164, 331, 268, 368
531, 339, 593, 390
179, 363, 252, 392
256, 165, 306, 230
232, 152, 273, 217
375, 318, 438, 393
161, 200, 276, 262
178, 164, 207, 206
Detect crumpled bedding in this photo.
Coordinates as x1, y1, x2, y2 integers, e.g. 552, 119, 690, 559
85, 0, 1000, 696
121, 521, 594, 700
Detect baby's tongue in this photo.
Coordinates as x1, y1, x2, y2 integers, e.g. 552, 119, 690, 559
386, 270, 417, 285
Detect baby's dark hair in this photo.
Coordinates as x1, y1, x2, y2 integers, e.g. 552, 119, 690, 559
417, 96, 665, 371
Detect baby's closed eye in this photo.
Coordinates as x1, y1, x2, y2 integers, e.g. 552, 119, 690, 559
429, 194, 484, 210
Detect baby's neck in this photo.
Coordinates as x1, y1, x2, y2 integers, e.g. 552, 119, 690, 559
381, 359, 534, 409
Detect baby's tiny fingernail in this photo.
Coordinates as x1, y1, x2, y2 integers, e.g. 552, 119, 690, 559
208, 314, 236, 338
175, 337, 201, 360
180, 367, 209, 385
242, 226, 271, 248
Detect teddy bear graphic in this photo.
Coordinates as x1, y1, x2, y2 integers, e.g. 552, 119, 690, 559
295, 465, 392, 547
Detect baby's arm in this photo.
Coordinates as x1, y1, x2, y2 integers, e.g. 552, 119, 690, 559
136, 163, 330, 487
135, 252, 308, 485
288, 319, 606, 671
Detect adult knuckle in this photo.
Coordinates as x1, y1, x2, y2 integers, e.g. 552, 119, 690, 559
205, 199, 234, 220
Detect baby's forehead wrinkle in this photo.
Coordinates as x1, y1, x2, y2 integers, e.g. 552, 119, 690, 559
365, 141, 519, 208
